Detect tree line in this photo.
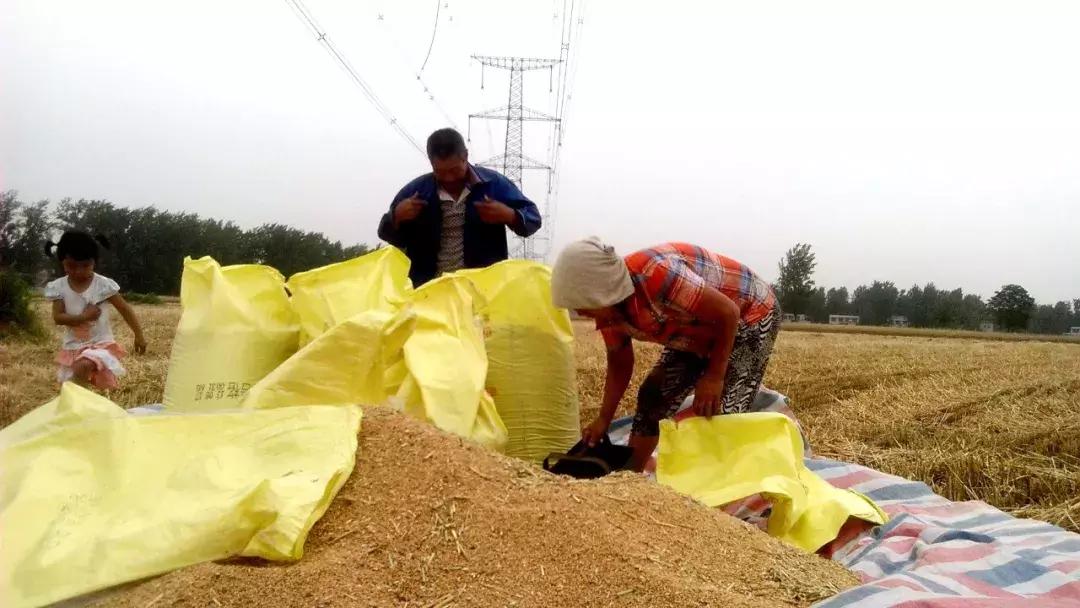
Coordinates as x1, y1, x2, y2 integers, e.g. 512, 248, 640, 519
4, 193, 1077, 335
775, 243, 1080, 335
0, 191, 370, 295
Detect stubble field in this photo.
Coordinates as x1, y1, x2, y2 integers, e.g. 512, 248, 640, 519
4, 303, 1080, 530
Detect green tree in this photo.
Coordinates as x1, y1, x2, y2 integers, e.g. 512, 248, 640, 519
776, 243, 817, 315
987, 284, 1035, 332
806, 286, 828, 322
10, 200, 53, 279
50, 198, 371, 294
851, 281, 899, 325
921, 283, 940, 327
1030, 301, 1074, 335
0, 270, 44, 337
825, 286, 850, 316
959, 294, 986, 330
933, 288, 964, 328
898, 285, 922, 326
0, 190, 17, 268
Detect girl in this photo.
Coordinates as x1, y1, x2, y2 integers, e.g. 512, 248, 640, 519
43, 231, 147, 389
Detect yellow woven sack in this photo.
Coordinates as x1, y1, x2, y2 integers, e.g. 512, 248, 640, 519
286, 247, 412, 345
656, 412, 887, 553
0, 384, 360, 608
241, 308, 416, 410
455, 261, 579, 462
394, 275, 507, 450
163, 256, 299, 411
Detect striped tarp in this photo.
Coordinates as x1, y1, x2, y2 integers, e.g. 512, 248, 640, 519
811, 457, 1080, 607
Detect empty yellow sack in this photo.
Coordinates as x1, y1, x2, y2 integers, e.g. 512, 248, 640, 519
163, 256, 299, 411
241, 308, 416, 410
394, 275, 507, 450
656, 412, 887, 553
287, 247, 412, 345
0, 384, 360, 608
455, 261, 579, 463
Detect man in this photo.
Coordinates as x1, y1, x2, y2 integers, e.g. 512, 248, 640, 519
550, 238, 781, 472
378, 128, 542, 286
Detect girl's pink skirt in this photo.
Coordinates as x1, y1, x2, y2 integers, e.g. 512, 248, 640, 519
56, 342, 127, 389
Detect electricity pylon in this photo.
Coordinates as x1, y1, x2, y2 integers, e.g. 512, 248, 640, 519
468, 55, 561, 260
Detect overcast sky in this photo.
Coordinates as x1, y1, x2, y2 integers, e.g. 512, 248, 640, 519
3, 0, 1078, 302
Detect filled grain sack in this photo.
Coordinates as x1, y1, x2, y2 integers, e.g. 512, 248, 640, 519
163, 256, 299, 411
456, 261, 579, 463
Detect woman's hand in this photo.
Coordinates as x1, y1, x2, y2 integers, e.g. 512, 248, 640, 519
581, 416, 612, 448
692, 374, 724, 418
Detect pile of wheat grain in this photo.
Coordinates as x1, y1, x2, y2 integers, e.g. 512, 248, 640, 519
96, 408, 857, 608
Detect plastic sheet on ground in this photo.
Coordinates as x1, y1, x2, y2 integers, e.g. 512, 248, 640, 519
0, 384, 361, 608
241, 308, 415, 410
163, 256, 299, 411
656, 412, 887, 553
455, 261, 579, 463
287, 247, 412, 345
393, 275, 507, 450
809, 458, 1080, 607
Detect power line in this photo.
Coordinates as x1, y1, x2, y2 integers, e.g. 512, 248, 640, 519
418, 0, 442, 74
545, 0, 587, 252
374, 9, 459, 130
282, 0, 424, 155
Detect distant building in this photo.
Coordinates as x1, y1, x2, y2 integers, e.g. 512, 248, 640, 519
1069, 327, 1080, 337
782, 313, 811, 323
783, 313, 796, 323
889, 315, 909, 328
980, 321, 995, 333
829, 314, 859, 326
796, 313, 809, 323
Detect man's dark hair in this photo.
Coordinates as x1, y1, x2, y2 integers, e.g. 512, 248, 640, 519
426, 128, 467, 160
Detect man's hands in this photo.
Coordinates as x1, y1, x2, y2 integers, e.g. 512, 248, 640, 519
133, 334, 148, 354
394, 192, 516, 227
393, 192, 427, 227
581, 415, 612, 448
692, 374, 724, 417
475, 196, 517, 226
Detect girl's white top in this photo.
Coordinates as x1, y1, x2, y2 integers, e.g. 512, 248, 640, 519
44, 274, 121, 350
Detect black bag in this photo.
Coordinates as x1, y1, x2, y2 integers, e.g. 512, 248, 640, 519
542, 434, 634, 479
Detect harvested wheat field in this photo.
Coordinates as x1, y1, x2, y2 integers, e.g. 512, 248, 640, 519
93, 408, 857, 608
0, 302, 178, 428
765, 331, 1080, 530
